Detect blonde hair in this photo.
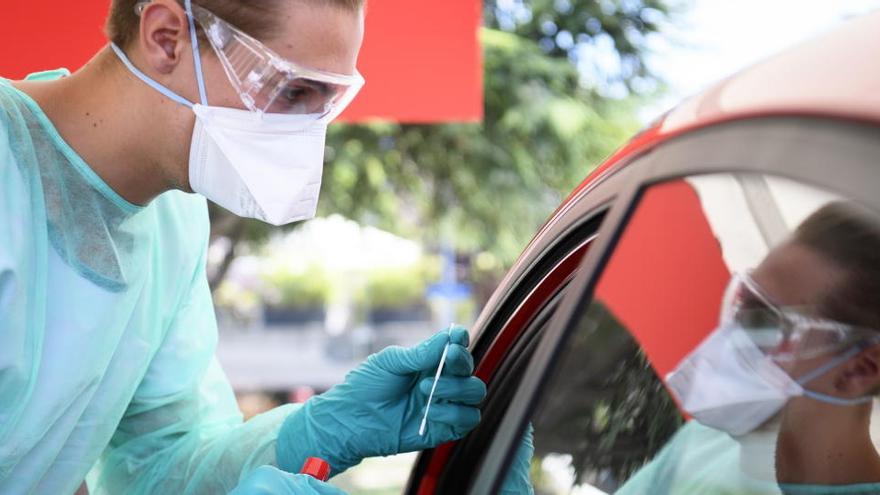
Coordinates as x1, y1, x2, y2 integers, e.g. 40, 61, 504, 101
106, 0, 364, 48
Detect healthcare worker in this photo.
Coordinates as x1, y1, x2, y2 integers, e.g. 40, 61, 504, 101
0, 0, 486, 493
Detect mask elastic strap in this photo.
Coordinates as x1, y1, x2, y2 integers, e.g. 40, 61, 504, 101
802, 389, 874, 406
796, 345, 863, 385
109, 43, 195, 109
796, 343, 877, 406
184, 0, 208, 105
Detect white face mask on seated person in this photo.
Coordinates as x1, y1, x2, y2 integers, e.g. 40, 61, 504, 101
111, 0, 364, 225
666, 272, 880, 437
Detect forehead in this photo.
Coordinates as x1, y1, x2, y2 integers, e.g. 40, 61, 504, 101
751, 242, 845, 309
261, 0, 364, 76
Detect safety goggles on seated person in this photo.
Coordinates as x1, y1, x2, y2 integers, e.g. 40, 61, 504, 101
135, 1, 365, 120
719, 271, 880, 362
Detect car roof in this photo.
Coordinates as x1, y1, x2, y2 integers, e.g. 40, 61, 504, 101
557, 10, 880, 215
660, 10, 880, 135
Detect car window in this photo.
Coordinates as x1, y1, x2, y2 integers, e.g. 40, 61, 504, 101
497, 173, 880, 494
433, 286, 567, 493
408, 211, 607, 495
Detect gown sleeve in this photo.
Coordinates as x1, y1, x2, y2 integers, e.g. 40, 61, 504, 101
86, 232, 301, 495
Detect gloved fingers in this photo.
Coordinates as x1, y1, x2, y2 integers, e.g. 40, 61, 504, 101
426, 402, 481, 431
519, 423, 535, 457
443, 344, 475, 376
499, 424, 536, 494
380, 327, 471, 375
419, 376, 486, 405
448, 325, 470, 347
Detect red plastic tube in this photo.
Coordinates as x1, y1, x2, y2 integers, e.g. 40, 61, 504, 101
300, 457, 331, 482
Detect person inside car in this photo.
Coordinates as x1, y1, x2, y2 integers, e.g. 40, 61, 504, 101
505, 201, 880, 495
634, 200, 880, 494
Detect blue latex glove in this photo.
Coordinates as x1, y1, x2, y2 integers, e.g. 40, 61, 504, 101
500, 424, 535, 495
230, 466, 347, 494
277, 326, 486, 475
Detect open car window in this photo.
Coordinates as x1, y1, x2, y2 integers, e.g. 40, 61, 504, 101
434, 285, 567, 493
407, 209, 608, 494
496, 173, 880, 494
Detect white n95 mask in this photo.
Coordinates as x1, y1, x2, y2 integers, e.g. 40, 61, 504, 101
666, 323, 803, 436
189, 105, 327, 226
109, 43, 330, 226
666, 322, 875, 437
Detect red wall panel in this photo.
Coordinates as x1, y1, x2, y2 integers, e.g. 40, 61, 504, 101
0, 0, 482, 123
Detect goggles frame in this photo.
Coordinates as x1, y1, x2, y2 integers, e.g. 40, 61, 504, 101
720, 272, 878, 362
134, 0, 364, 118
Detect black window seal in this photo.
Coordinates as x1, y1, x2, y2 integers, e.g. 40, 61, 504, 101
404, 210, 608, 495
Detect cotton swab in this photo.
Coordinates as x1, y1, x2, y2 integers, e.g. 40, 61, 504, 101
419, 324, 455, 436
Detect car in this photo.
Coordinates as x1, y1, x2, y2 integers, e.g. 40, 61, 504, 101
403, 11, 880, 495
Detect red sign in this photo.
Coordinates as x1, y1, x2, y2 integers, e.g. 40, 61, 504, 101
0, 1, 482, 123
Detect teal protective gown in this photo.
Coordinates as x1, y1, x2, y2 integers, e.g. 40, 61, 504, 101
0, 71, 296, 494
618, 421, 880, 495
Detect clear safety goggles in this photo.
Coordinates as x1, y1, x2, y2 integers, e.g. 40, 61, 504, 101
135, 1, 364, 118
720, 272, 878, 362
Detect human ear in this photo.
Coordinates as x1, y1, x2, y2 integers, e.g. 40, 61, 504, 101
138, 0, 191, 75
835, 344, 880, 395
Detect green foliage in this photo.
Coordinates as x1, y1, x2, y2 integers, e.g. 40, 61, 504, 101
359, 261, 438, 310
262, 266, 331, 308
485, 0, 677, 93
320, 28, 640, 270
214, 281, 260, 311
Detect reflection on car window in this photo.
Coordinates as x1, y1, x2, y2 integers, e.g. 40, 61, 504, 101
530, 302, 681, 492
500, 174, 880, 495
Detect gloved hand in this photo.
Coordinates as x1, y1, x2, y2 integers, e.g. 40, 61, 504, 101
500, 424, 535, 495
277, 326, 486, 475
230, 466, 347, 494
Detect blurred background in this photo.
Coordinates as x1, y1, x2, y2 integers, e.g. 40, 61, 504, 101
204, 1, 878, 492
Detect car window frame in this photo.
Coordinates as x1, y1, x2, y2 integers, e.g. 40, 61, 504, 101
433, 283, 569, 493
470, 116, 880, 494
406, 211, 608, 494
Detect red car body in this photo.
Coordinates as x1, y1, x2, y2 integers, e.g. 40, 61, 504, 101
410, 11, 880, 494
